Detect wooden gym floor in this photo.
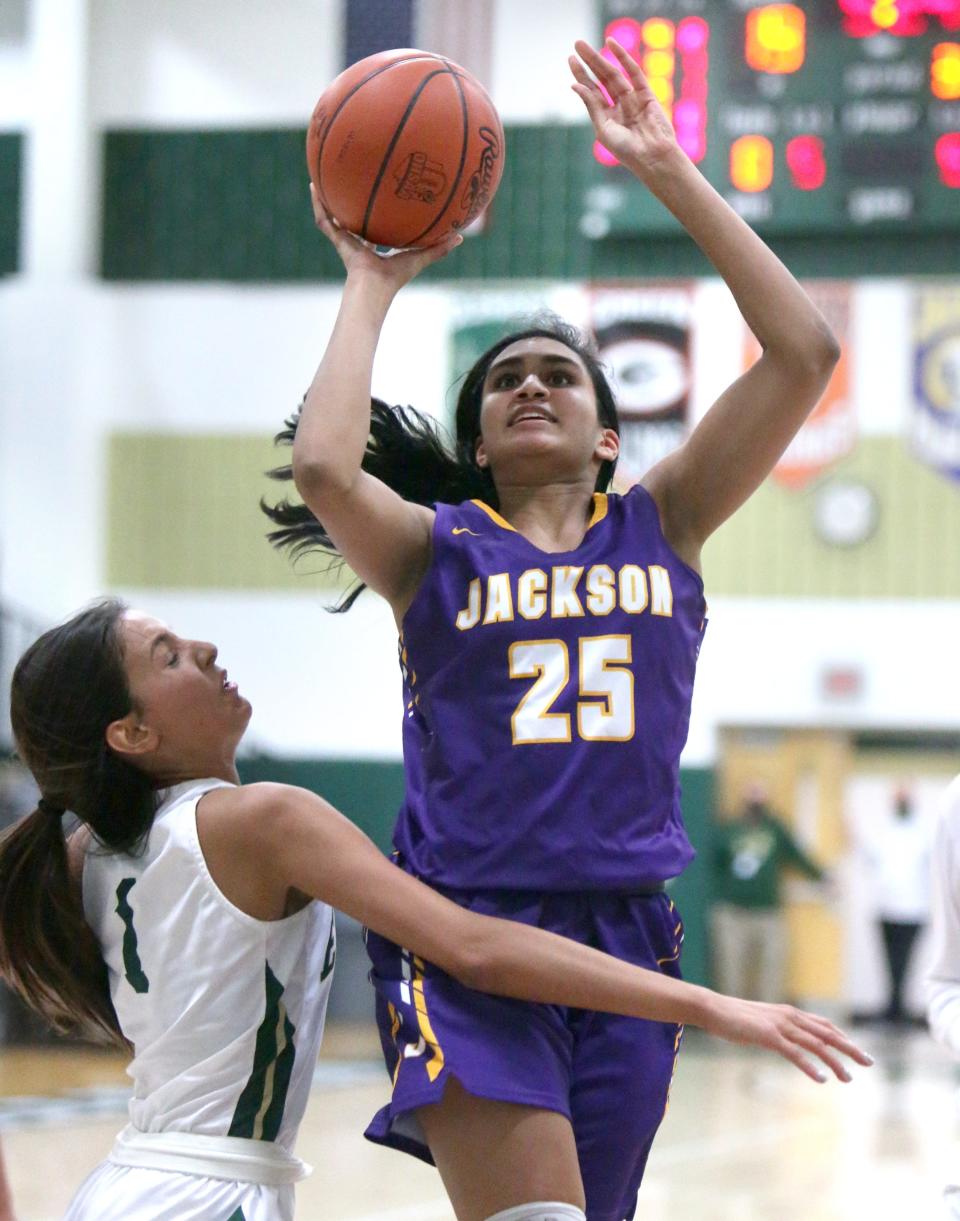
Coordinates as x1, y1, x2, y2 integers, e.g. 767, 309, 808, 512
1, 1022, 957, 1220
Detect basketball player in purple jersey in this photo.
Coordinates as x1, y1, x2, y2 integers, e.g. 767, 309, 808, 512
269, 37, 845, 1221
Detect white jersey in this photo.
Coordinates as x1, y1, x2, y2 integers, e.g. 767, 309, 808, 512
82, 777, 336, 1158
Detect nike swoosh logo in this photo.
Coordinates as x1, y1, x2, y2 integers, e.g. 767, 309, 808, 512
452, 527, 481, 536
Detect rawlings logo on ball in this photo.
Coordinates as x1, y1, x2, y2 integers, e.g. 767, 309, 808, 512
456, 126, 501, 228
394, 152, 447, 204
308, 49, 505, 247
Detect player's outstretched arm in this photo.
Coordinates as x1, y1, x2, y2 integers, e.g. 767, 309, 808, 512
569, 38, 840, 567
290, 189, 461, 615
211, 783, 872, 1085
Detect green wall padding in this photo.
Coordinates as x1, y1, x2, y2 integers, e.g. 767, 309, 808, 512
100, 125, 960, 282
236, 756, 405, 854
235, 755, 714, 987
667, 766, 714, 989
0, 133, 22, 275
101, 125, 594, 283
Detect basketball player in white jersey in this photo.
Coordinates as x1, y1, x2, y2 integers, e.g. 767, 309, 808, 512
0, 600, 869, 1220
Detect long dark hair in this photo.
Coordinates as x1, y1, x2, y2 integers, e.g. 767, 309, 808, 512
0, 599, 157, 1043
262, 316, 620, 610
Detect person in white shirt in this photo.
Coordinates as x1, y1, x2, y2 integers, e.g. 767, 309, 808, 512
0, 599, 870, 1220
866, 784, 932, 1025
926, 775, 960, 1218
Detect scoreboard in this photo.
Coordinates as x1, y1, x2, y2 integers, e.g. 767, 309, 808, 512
584, 1, 960, 236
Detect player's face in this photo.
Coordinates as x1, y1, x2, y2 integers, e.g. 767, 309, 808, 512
476, 338, 618, 484
113, 610, 251, 779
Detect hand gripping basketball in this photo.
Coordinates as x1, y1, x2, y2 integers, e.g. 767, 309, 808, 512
307, 48, 505, 250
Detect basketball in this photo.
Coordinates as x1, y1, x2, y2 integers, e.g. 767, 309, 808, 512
306, 48, 505, 249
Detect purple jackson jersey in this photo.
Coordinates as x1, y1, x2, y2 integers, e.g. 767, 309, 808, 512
394, 484, 707, 891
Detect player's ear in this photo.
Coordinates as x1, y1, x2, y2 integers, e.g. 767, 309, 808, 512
475, 436, 490, 469
105, 713, 159, 759
596, 428, 619, 463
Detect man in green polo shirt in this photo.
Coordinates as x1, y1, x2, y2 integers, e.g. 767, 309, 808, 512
711, 781, 827, 1003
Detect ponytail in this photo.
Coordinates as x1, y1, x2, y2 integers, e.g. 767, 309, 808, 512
261, 398, 494, 611
0, 598, 157, 1044
0, 806, 122, 1043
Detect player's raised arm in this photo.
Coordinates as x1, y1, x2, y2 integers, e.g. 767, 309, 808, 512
570, 39, 840, 568
218, 782, 872, 1085
290, 190, 461, 617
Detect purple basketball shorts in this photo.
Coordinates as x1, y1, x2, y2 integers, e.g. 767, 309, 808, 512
364, 882, 685, 1221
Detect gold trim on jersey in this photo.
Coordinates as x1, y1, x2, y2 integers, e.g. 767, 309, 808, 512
412, 956, 445, 1083
587, 493, 609, 528
388, 1002, 403, 1088
470, 493, 609, 538
470, 499, 518, 531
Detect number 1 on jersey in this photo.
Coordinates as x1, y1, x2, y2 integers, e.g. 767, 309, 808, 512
508, 635, 635, 745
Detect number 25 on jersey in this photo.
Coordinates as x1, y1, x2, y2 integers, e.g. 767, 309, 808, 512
509, 634, 634, 745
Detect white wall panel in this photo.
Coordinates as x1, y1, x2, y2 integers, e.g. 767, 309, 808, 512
89, 0, 343, 126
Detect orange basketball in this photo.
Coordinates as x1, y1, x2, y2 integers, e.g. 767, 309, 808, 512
306, 48, 505, 249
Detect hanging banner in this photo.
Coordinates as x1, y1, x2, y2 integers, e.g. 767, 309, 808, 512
742, 281, 856, 491
912, 286, 960, 483
588, 283, 694, 484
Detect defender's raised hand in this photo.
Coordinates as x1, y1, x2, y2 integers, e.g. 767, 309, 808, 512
569, 37, 679, 176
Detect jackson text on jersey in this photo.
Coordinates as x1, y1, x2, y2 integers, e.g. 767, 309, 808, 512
454, 562, 674, 631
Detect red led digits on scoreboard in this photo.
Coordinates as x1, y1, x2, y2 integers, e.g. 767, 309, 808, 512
838, 1, 960, 38
786, 135, 827, 189
935, 132, 960, 185
676, 17, 709, 162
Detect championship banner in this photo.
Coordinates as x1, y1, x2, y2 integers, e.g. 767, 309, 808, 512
742, 281, 855, 491
588, 284, 694, 485
912, 286, 960, 483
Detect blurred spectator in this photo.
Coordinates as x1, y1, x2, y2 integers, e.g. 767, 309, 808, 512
924, 774, 960, 1218
864, 783, 931, 1025
711, 780, 828, 1002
